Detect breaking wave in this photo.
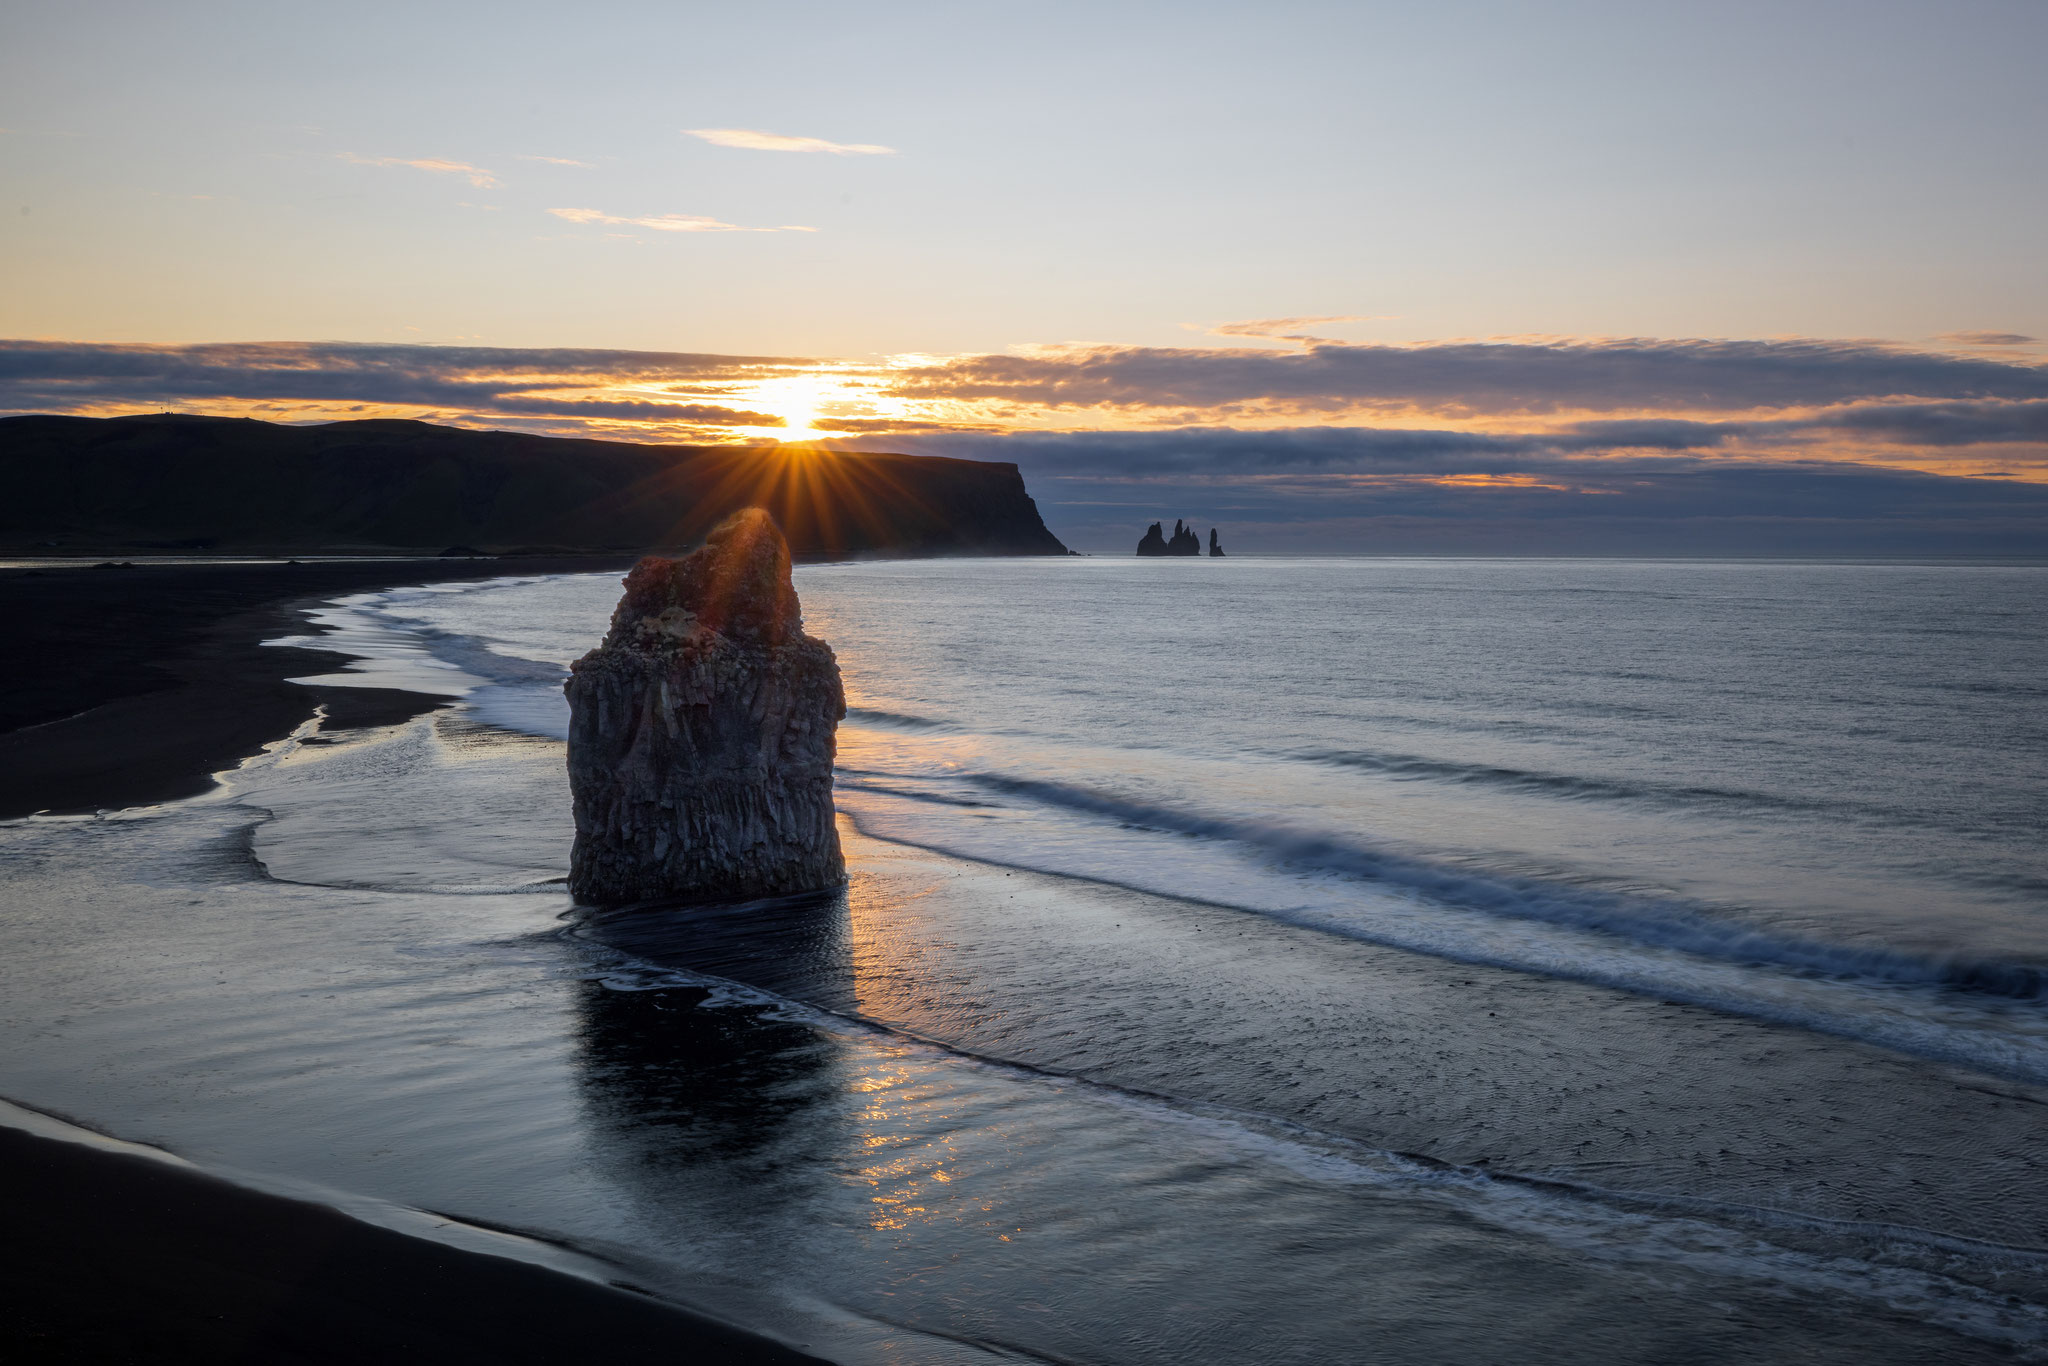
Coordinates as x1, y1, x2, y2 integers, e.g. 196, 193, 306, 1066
845, 707, 952, 731
956, 772, 2048, 1003
1297, 747, 1843, 816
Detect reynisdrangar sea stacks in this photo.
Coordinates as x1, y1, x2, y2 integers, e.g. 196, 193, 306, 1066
564, 508, 846, 905
1136, 519, 1204, 556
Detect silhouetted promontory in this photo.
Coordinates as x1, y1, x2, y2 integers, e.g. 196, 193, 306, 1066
1136, 519, 1204, 556
0, 414, 1069, 558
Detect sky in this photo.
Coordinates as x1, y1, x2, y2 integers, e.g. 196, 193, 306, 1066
3, 0, 2046, 553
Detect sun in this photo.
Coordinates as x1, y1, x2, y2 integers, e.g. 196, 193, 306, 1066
775, 382, 824, 440
705, 365, 922, 444
746, 373, 841, 442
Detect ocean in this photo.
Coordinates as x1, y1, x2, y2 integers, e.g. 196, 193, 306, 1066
3, 557, 2046, 1362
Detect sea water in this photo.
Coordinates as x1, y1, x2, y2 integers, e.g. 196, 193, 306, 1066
2, 557, 2045, 1362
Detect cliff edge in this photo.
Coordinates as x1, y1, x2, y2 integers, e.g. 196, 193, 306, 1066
0, 414, 1069, 558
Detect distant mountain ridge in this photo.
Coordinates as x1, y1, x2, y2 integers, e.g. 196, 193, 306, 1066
0, 414, 1070, 558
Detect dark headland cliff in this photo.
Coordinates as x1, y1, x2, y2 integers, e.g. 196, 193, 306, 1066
0, 414, 1069, 558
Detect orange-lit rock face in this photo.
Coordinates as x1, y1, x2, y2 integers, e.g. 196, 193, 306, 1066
566, 507, 845, 905
611, 507, 802, 648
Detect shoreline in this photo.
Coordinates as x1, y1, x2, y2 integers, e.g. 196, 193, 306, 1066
0, 556, 635, 819
0, 557, 839, 1362
0, 1102, 828, 1365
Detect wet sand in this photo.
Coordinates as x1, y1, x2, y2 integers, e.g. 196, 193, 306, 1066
0, 1122, 825, 1365
0, 555, 831, 1364
0, 557, 632, 818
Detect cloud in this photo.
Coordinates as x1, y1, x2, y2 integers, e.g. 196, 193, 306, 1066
1206, 316, 1381, 340
823, 426, 2048, 555
549, 207, 816, 234
854, 425, 1546, 476
517, 154, 593, 167
885, 337, 2048, 418
1939, 332, 2038, 347
1801, 398, 2048, 447
1559, 401, 2048, 452
826, 402, 2048, 477
682, 128, 896, 155
488, 398, 780, 425
6, 340, 2046, 463
6, 339, 2046, 464
811, 416, 999, 434
339, 154, 499, 188
0, 340, 815, 439
4, 338, 2044, 554
1552, 417, 1742, 450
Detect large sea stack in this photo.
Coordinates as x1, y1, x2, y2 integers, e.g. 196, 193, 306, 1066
564, 509, 845, 905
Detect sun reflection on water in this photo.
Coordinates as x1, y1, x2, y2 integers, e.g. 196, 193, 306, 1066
849, 1057, 955, 1231
841, 861, 1020, 1243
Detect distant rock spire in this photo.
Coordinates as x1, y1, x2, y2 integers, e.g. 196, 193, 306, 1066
1136, 519, 1206, 556
1209, 527, 1225, 557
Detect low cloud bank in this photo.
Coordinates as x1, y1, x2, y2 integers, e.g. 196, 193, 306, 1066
828, 410, 2048, 474
888, 337, 2048, 417
4, 338, 2045, 555
0, 340, 807, 434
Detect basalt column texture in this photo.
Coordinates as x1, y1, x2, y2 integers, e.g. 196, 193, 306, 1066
565, 509, 846, 904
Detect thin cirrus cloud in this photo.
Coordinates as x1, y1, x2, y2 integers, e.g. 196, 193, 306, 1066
516, 154, 594, 168
682, 127, 896, 155
1937, 331, 2039, 348
1206, 316, 1384, 340
548, 207, 816, 234
338, 153, 499, 188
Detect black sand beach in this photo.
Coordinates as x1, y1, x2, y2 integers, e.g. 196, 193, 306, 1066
0, 556, 632, 819
0, 1121, 825, 1365
0, 556, 828, 1364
